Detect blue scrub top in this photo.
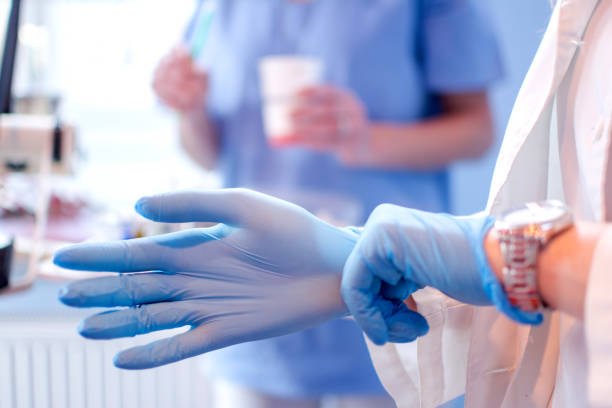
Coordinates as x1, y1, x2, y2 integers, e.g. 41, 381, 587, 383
191, 0, 501, 398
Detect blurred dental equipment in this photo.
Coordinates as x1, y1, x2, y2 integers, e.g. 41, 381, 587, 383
0, 232, 13, 289
0, 0, 79, 294
0, 113, 76, 175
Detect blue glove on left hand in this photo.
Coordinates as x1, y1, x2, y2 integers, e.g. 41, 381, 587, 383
341, 204, 542, 346
55, 189, 430, 369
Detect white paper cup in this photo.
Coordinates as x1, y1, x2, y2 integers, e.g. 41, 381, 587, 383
259, 56, 323, 141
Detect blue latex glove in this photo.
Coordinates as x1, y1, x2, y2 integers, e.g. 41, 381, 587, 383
55, 189, 429, 369
341, 204, 543, 346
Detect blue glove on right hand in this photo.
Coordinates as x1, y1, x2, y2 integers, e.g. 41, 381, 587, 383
341, 204, 542, 346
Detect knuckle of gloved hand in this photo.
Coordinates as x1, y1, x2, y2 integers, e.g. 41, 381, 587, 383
158, 276, 179, 300
226, 187, 253, 200
225, 187, 254, 208
339, 277, 357, 304
136, 307, 155, 334
355, 237, 380, 265
369, 203, 400, 227
121, 239, 137, 271
172, 339, 192, 361
119, 274, 139, 306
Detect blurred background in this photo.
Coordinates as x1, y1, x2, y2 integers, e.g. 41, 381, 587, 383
0, 1, 552, 407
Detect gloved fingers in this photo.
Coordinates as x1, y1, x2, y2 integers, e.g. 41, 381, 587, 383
54, 238, 169, 272
385, 305, 429, 343
367, 295, 428, 343
368, 231, 406, 285
343, 227, 404, 288
112, 325, 220, 369
58, 272, 191, 308
341, 249, 389, 345
135, 189, 261, 226
77, 301, 196, 340
380, 279, 412, 300
53, 228, 225, 272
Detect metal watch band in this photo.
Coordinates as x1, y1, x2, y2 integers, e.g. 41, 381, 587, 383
498, 232, 543, 312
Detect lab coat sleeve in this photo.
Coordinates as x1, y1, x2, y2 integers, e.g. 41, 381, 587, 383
585, 227, 612, 408
366, 288, 473, 408
421, 0, 503, 92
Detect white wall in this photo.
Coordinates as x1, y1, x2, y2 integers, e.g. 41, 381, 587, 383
14, 0, 195, 112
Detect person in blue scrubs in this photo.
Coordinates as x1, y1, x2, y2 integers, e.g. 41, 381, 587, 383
153, 1, 501, 406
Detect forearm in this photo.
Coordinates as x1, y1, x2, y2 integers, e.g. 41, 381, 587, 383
485, 222, 607, 320
179, 109, 220, 170
363, 94, 493, 169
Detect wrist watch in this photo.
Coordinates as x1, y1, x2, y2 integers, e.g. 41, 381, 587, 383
494, 201, 573, 312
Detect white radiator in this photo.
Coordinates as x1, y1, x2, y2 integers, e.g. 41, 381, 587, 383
0, 322, 210, 408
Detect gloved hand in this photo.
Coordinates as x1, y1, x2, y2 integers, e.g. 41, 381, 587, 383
55, 189, 429, 369
341, 204, 543, 346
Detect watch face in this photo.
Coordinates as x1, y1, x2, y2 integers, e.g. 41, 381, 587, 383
501, 201, 569, 227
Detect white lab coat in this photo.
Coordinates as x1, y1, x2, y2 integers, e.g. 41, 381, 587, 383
367, 0, 612, 407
